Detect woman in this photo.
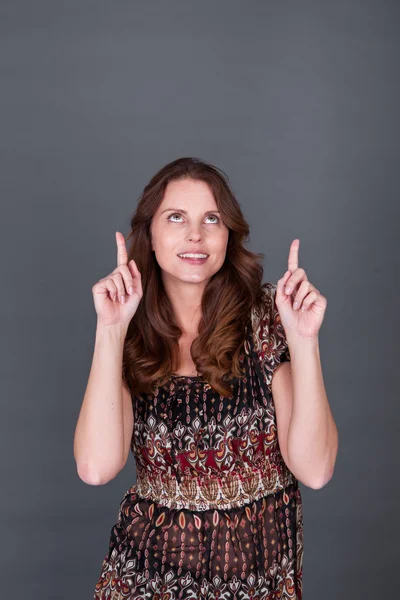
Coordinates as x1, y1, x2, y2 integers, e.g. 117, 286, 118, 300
74, 157, 338, 599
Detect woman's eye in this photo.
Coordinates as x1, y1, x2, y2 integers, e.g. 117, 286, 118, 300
168, 213, 183, 222
167, 213, 219, 223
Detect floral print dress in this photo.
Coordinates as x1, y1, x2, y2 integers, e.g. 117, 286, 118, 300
93, 283, 304, 600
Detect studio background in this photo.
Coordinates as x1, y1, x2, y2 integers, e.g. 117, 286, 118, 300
1, 1, 398, 598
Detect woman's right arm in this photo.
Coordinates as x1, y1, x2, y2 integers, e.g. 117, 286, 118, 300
73, 322, 133, 485
73, 231, 142, 485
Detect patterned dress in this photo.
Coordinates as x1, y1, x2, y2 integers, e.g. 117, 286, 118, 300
93, 283, 304, 600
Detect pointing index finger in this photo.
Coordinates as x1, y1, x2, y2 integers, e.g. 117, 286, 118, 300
116, 231, 128, 266
288, 239, 299, 273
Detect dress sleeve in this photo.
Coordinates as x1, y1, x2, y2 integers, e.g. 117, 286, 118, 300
251, 282, 291, 389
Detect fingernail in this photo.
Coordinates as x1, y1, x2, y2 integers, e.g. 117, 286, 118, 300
285, 287, 292, 295
120, 295, 125, 304
128, 286, 133, 295
293, 301, 299, 310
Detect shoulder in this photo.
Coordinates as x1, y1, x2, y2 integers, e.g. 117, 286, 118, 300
250, 281, 290, 376
250, 282, 279, 339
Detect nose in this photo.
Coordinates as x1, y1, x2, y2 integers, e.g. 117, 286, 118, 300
187, 224, 202, 242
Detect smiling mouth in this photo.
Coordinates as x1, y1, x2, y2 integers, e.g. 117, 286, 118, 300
177, 255, 209, 264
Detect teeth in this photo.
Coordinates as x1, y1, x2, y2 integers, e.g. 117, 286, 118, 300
178, 253, 208, 258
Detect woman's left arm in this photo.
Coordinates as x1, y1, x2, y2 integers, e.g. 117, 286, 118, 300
275, 238, 339, 489
286, 334, 338, 489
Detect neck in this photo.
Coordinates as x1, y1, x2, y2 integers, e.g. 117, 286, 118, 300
162, 275, 205, 335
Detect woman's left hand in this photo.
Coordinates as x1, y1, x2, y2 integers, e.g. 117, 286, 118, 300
275, 239, 328, 339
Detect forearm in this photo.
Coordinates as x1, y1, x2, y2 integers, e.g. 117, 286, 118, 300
286, 335, 338, 488
73, 322, 128, 484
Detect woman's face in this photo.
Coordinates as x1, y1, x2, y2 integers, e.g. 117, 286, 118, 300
150, 178, 229, 285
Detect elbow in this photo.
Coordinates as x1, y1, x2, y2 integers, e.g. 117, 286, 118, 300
292, 456, 337, 491
76, 461, 122, 486
308, 469, 334, 490
308, 453, 338, 490
296, 468, 334, 490
306, 428, 339, 490
76, 462, 105, 485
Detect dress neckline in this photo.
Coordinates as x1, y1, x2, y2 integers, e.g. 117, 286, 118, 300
171, 373, 203, 380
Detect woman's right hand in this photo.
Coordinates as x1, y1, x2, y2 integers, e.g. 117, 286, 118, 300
92, 231, 143, 328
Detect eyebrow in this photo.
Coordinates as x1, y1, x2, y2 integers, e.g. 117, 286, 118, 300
161, 208, 220, 215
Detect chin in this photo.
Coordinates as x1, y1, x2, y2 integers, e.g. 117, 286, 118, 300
162, 269, 211, 284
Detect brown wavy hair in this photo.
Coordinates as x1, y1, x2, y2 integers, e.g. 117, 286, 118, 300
122, 156, 267, 398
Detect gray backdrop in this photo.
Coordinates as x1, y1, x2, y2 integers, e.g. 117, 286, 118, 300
1, 1, 398, 598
